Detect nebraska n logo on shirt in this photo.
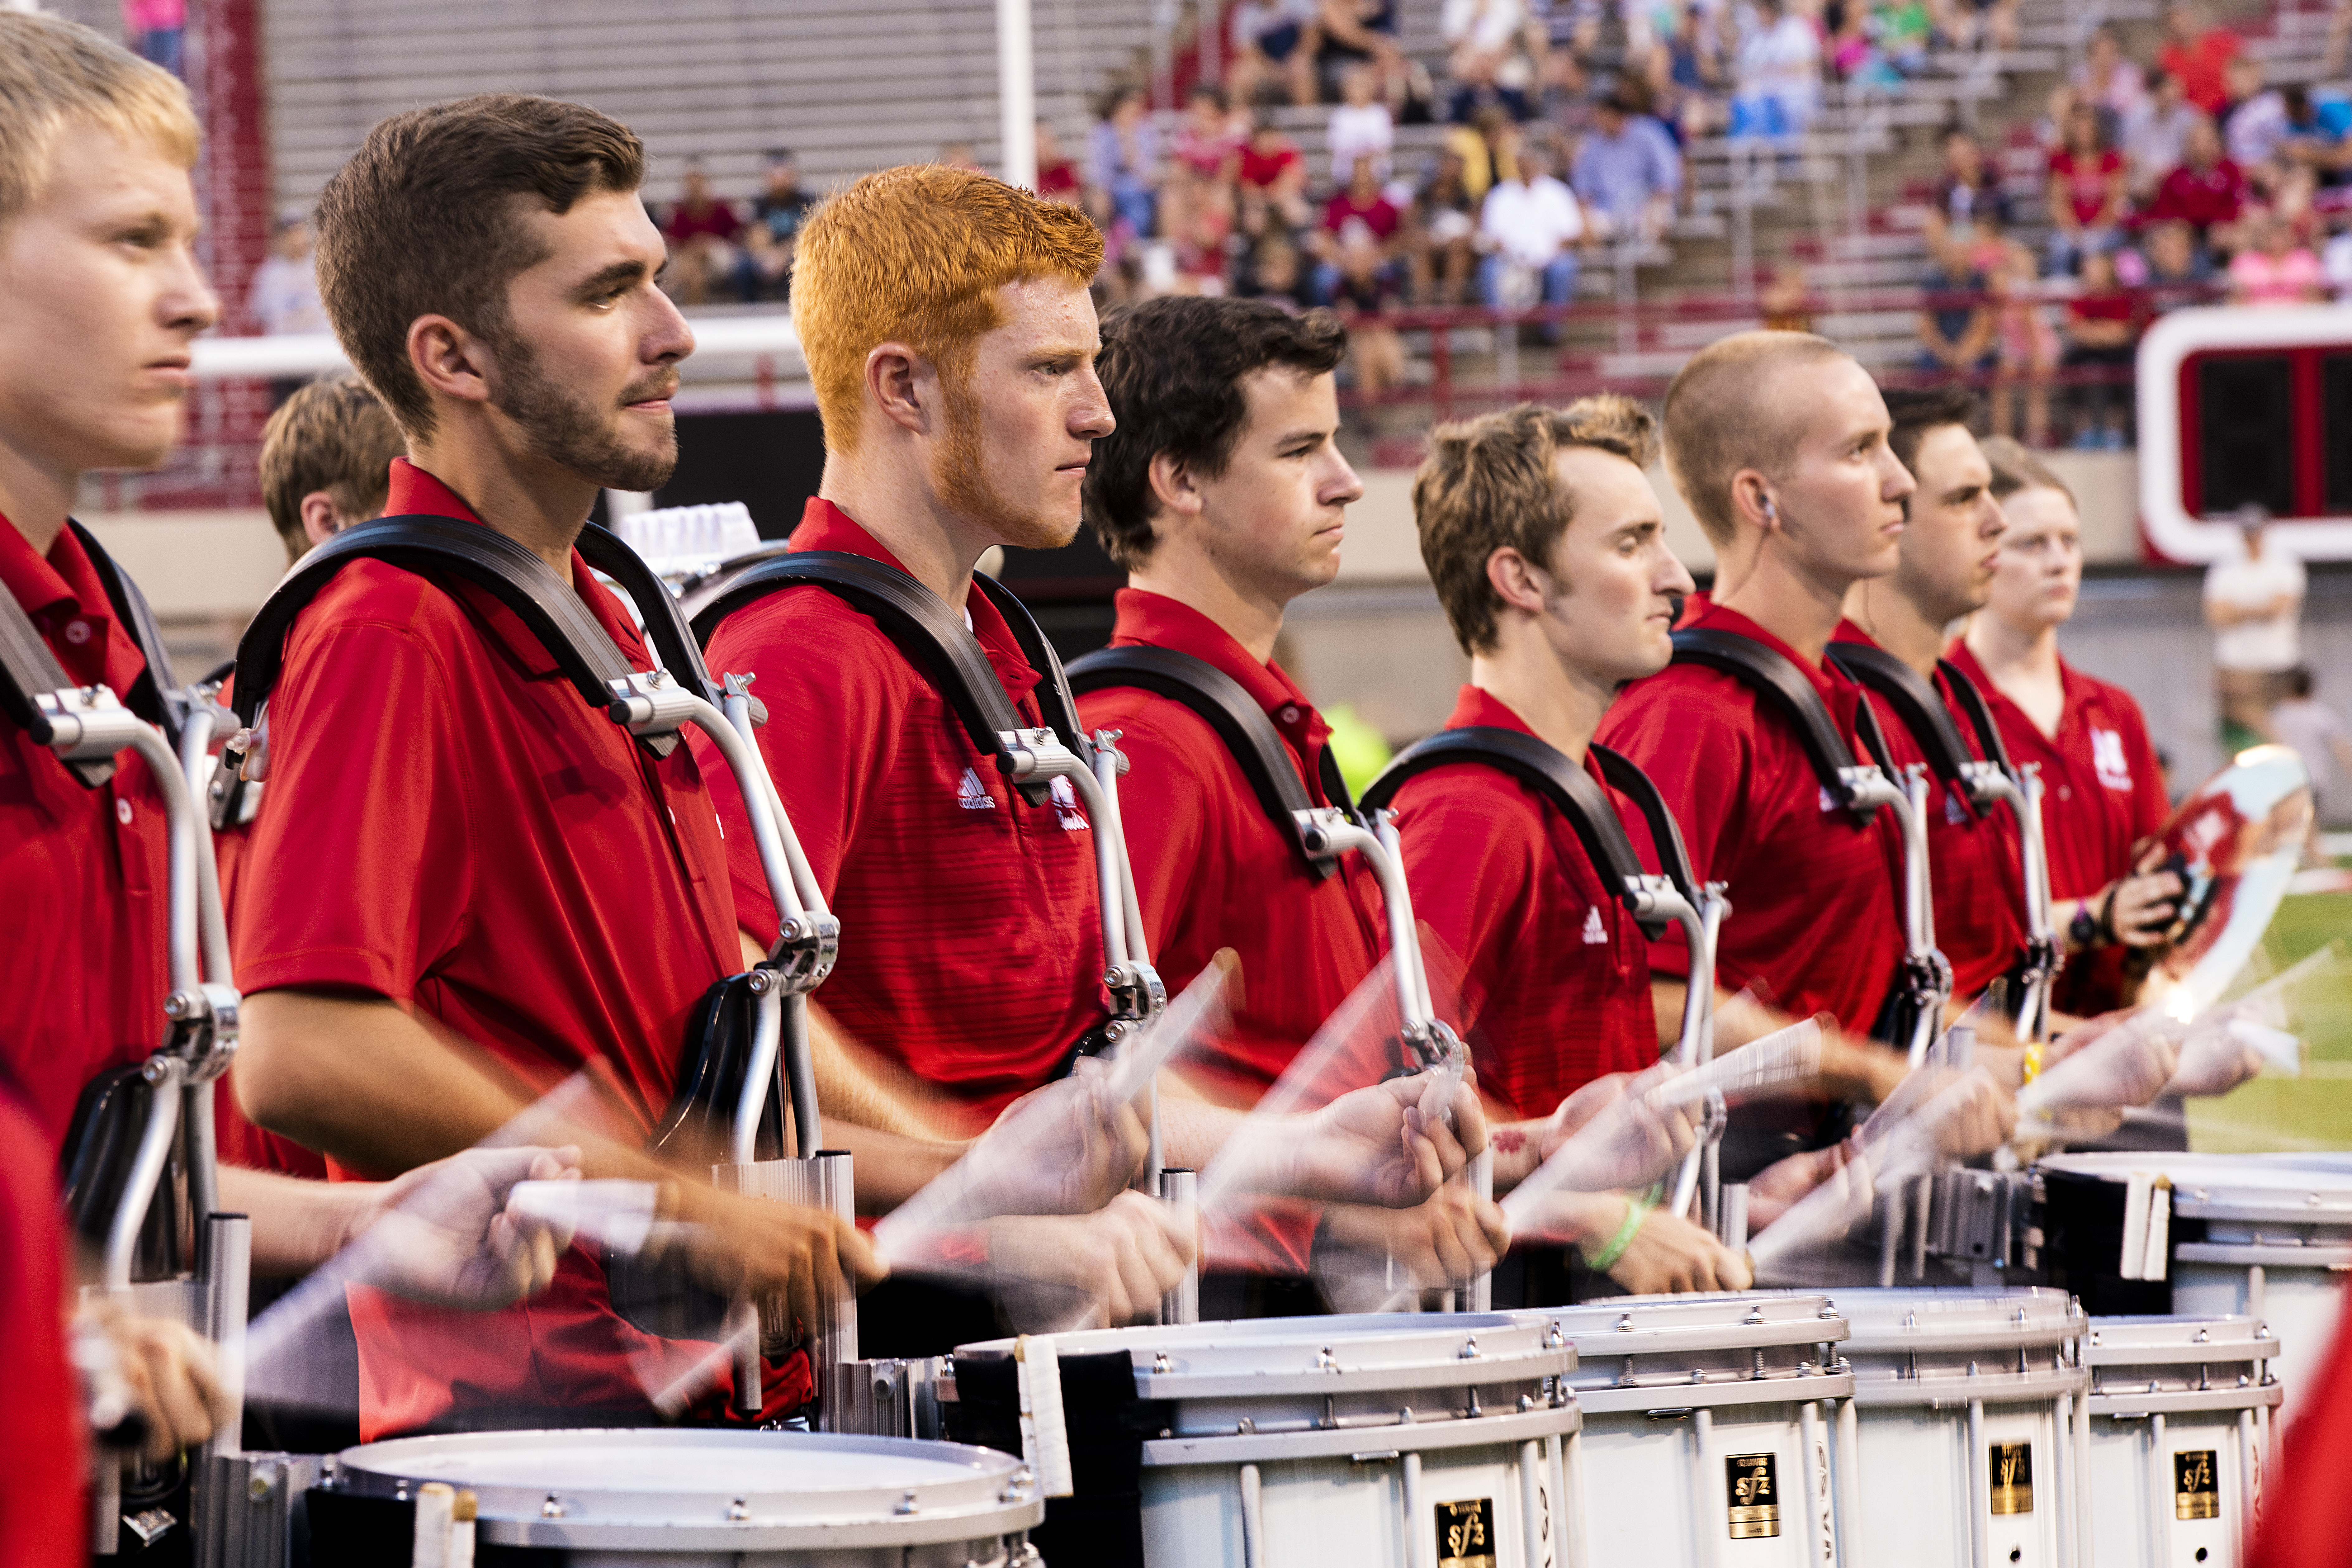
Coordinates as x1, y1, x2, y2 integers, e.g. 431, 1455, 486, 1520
957, 767, 995, 810
2090, 727, 2133, 793
1581, 906, 1608, 945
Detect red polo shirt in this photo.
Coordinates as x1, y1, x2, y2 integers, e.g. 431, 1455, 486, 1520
1386, 686, 1657, 1120
0, 513, 171, 1154
229, 460, 787, 1438
1830, 624, 2028, 999
1596, 601, 1903, 1034
1942, 642, 2168, 902
695, 499, 1109, 1125
0, 1080, 81, 1567
1074, 589, 1388, 1103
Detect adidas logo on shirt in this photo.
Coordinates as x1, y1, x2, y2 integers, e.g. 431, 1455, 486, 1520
1581, 906, 1608, 945
957, 767, 995, 810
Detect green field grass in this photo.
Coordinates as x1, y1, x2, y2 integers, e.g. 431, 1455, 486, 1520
2185, 893, 2352, 1152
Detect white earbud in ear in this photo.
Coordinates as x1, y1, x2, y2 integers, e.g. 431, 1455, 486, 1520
1761, 496, 1779, 523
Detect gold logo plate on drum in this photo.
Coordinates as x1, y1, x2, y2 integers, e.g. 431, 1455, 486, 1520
1989, 1442, 2034, 1515
2176, 1450, 2220, 1520
1435, 1497, 1496, 1568
1726, 1453, 1781, 1538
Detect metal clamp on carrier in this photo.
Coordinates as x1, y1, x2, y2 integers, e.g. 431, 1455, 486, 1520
7, 556, 248, 1562
1361, 729, 1734, 1231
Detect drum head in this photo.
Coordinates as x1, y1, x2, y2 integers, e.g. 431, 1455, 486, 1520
2139, 745, 2312, 1016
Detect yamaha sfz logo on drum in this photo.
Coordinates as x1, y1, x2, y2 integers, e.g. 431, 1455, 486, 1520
2176, 1449, 2221, 1520
1725, 1453, 1780, 1538
1988, 1442, 2034, 1515
1435, 1497, 1497, 1568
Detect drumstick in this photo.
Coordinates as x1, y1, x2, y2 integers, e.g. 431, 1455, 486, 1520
1646, 1016, 1825, 1108
1101, 950, 1238, 1105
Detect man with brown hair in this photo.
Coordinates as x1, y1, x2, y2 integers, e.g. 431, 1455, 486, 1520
228, 92, 881, 1437
1389, 396, 1749, 1295
255, 373, 405, 564
1593, 331, 1916, 1169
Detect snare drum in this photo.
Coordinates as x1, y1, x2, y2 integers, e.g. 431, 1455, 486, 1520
308, 1428, 1044, 1565
1833, 1286, 2087, 1568
949, 1313, 1578, 1568
2037, 1153, 2349, 1423
1530, 1292, 1854, 1566
2080, 1315, 2279, 1567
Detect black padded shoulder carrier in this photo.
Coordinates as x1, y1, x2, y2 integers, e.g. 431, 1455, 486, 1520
1064, 644, 1354, 881
0, 521, 182, 786
1670, 626, 1892, 812
1824, 640, 1986, 816
231, 515, 718, 759
1938, 656, 2018, 775
680, 550, 1089, 807
1359, 729, 1697, 937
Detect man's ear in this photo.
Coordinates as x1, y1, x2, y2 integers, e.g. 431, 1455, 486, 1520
1730, 467, 1778, 533
297, 491, 345, 548
864, 342, 934, 437
1485, 545, 1551, 618
407, 314, 495, 409
1147, 450, 1206, 522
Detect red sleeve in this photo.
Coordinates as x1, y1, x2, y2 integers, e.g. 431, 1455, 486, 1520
1593, 673, 1758, 969
230, 585, 475, 1001
697, 596, 906, 947
0, 1090, 83, 1567
1069, 690, 1210, 956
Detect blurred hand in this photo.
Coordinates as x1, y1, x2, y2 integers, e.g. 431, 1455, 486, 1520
667, 1184, 887, 1340
1912, 1068, 2017, 1161
1516, 1064, 1698, 1196
2031, 1013, 2182, 1112
1743, 1144, 1851, 1232
1315, 1182, 1511, 1295
956, 1059, 1151, 1219
76, 1300, 229, 1463
1280, 1067, 1489, 1208
348, 1144, 584, 1309
2107, 846, 2187, 948
1601, 1205, 1752, 1296
2168, 1015, 2284, 1097
985, 1190, 1197, 1330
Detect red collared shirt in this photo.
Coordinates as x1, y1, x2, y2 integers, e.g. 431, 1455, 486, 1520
1074, 589, 1388, 1103
1830, 623, 2028, 999
1942, 641, 2168, 902
229, 459, 776, 1437
1597, 600, 1904, 1034
0, 1082, 82, 1567
1386, 686, 1657, 1120
0, 513, 171, 1153
694, 499, 1109, 1123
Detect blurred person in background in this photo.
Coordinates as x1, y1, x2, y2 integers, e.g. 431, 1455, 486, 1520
2228, 209, 2326, 303
1314, 152, 1404, 302
2268, 668, 2352, 846
2122, 70, 2202, 202
1088, 85, 1161, 239
742, 149, 814, 302
2119, 214, 2214, 305
2061, 249, 2141, 449
2278, 85, 2352, 189
1985, 244, 2056, 447
2157, 0, 2241, 118
1477, 134, 1584, 335
1649, 2, 1730, 140
2047, 98, 2127, 275
1957, 441, 2183, 1016
1406, 147, 1480, 302
1173, 83, 1248, 184
256, 374, 405, 566
1328, 64, 1397, 182
1917, 223, 1995, 380
1332, 234, 1408, 394
1033, 120, 1082, 203
661, 158, 743, 306
1239, 112, 1312, 227
2205, 507, 2307, 747
1316, 0, 1414, 106
120, 0, 184, 75
2222, 55, 2289, 170
2144, 116, 2250, 257
1574, 85, 1683, 243
250, 207, 328, 405
1229, 0, 1323, 106
2072, 25, 2146, 141
1728, 0, 1822, 144
1926, 127, 2013, 254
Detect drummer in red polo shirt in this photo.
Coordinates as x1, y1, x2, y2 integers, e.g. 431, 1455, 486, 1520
1072, 296, 1508, 1311
1594, 332, 1918, 1175
1954, 439, 2183, 1016
694, 173, 1487, 1345
1390, 396, 1749, 1296
228, 95, 879, 1437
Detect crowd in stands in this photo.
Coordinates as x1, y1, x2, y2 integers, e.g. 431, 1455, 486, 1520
1917, 0, 2352, 448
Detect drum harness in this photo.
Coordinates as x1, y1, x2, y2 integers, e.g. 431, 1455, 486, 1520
4, 527, 246, 1559
232, 516, 852, 1419
1825, 641, 2062, 1047
1359, 728, 1734, 1234
1063, 645, 1489, 1310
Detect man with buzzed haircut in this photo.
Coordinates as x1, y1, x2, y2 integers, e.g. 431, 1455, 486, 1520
1595, 331, 1915, 1168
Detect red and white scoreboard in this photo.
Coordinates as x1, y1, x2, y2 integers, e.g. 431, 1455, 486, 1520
2139, 303, 2352, 562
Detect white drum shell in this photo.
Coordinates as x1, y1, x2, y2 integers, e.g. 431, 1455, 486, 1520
1830, 1287, 2088, 1568
325, 1428, 1042, 1566
1527, 1293, 1853, 1567
2081, 1314, 2281, 1568
953, 1314, 1580, 1568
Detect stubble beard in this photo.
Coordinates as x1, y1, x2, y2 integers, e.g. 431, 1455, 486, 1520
492, 331, 679, 494
930, 372, 1080, 553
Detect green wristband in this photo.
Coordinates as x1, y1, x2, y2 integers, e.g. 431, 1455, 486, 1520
1582, 1194, 1653, 1273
